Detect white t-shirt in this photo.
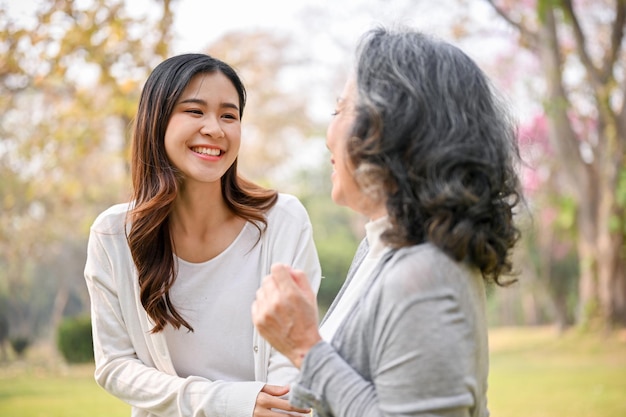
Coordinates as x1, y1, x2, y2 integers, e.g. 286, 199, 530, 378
320, 216, 391, 341
164, 221, 260, 381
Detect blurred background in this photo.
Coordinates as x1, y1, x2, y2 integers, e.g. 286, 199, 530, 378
0, 0, 625, 416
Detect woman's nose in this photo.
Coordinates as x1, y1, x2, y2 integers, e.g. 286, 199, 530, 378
200, 116, 224, 138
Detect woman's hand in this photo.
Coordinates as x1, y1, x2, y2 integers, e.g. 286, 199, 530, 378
252, 263, 322, 368
253, 384, 311, 416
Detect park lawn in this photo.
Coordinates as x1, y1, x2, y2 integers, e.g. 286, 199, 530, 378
0, 326, 624, 417
488, 326, 626, 417
0, 364, 129, 417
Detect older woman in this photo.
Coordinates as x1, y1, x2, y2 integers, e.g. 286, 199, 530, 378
252, 26, 522, 417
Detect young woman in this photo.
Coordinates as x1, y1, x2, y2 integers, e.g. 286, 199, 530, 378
84, 53, 320, 417
252, 27, 523, 417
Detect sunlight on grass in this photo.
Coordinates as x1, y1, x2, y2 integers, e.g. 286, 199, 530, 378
0, 363, 129, 417
488, 326, 626, 417
0, 327, 624, 417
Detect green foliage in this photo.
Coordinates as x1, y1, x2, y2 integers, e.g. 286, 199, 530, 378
552, 195, 577, 235
300, 198, 361, 311
316, 234, 359, 314
612, 168, 626, 238
536, 0, 567, 23
57, 316, 94, 364
291, 159, 363, 313
616, 169, 626, 208
0, 0, 173, 345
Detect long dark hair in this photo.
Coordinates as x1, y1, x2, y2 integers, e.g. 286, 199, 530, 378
127, 54, 277, 332
350, 27, 522, 284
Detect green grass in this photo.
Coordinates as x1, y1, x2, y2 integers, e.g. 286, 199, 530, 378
0, 327, 624, 417
0, 363, 129, 417
488, 326, 626, 417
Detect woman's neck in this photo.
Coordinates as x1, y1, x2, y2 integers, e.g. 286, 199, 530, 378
169, 181, 246, 263
171, 181, 229, 232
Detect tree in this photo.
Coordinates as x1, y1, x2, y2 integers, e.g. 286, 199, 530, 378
516, 114, 580, 330
482, 0, 626, 328
0, 0, 174, 343
0, 297, 8, 361
203, 30, 320, 184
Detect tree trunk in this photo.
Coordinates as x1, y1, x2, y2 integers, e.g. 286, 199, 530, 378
48, 284, 69, 342
612, 239, 626, 324
535, 6, 603, 326
577, 196, 600, 325
485, 0, 626, 329
596, 166, 626, 327
591, 41, 626, 328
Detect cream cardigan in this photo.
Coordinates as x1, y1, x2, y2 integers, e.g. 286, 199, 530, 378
84, 194, 321, 417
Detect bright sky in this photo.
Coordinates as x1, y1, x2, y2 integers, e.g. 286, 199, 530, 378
163, 0, 504, 105
161, 0, 445, 51
169, 0, 340, 53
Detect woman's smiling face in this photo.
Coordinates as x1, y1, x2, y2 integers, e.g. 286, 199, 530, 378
164, 71, 241, 187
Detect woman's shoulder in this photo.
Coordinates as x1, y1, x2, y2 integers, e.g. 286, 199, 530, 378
393, 243, 453, 267
266, 193, 311, 224
381, 243, 477, 295
90, 202, 132, 235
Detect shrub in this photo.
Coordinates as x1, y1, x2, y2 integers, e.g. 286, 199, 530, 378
57, 315, 94, 364
10, 336, 30, 357
0, 313, 8, 344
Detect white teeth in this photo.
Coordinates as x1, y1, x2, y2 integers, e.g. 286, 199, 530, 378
192, 147, 221, 156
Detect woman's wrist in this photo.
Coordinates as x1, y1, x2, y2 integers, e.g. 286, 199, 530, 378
290, 336, 322, 368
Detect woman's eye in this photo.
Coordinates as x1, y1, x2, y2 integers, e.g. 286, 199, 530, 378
185, 109, 203, 115
222, 113, 238, 120
331, 110, 339, 116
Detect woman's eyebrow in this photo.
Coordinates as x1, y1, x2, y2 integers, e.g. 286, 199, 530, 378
178, 97, 239, 112
178, 97, 206, 106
